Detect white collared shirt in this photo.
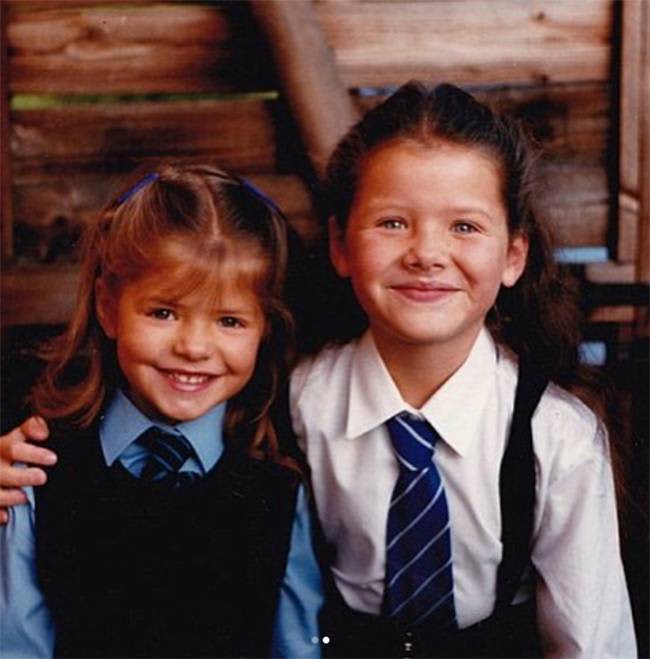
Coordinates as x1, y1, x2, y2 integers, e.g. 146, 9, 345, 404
290, 328, 636, 658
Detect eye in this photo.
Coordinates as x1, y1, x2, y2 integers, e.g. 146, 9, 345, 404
219, 316, 245, 329
149, 308, 176, 321
452, 221, 479, 234
378, 218, 407, 230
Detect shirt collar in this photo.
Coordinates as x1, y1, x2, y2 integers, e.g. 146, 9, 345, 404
346, 328, 498, 456
100, 390, 226, 470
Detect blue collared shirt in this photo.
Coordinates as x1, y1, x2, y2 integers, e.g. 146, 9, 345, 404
0, 392, 323, 658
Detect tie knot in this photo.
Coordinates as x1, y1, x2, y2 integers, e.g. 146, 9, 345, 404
386, 413, 439, 471
138, 426, 195, 481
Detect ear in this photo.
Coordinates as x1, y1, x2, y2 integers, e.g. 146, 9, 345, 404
328, 216, 351, 278
501, 232, 529, 288
95, 278, 118, 339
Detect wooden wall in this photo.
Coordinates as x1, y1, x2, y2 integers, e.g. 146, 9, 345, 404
2, 0, 647, 331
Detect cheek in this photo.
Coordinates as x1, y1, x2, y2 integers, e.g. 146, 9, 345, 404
349, 237, 397, 278
115, 329, 157, 366
225, 335, 263, 374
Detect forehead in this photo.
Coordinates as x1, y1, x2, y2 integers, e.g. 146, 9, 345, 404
353, 139, 504, 214
121, 246, 265, 312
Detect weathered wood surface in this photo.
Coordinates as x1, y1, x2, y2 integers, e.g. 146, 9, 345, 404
11, 170, 315, 241
634, 0, 649, 283
7, 1, 615, 94
1, 2, 13, 260
1, 265, 80, 326
11, 100, 280, 172
11, 83, 610, 167
315, 0, 613, 87
251, 0, 359, 180
7, 2, 273, 93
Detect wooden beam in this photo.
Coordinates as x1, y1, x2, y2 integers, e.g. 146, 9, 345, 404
1, 1, 12, 261
7, 3, 273, 94
637, 0, 650, 283
250, 0, 359, 180
315, 0, 613, 88
1, 265, 79, 326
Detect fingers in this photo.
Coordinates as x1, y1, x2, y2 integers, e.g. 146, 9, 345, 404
0, 487, 28, 507
5, 442, 57, 468
19, 415, 50, 442
0, 465, 48, 488
1, 416, 56, 466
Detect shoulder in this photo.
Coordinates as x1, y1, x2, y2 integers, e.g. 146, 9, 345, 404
290, 341, 357, 412
496, 346, 607, 480
528, 374, 609, 495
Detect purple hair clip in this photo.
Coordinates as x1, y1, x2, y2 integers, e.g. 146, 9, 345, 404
116, 172, 159, 205
237, 176, 284, 217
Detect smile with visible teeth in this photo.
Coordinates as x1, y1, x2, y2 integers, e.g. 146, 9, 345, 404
167, 372, 211, 384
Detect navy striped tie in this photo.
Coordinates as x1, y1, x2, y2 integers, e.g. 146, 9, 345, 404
383, 413, 457, 630
138, 427, 199, 489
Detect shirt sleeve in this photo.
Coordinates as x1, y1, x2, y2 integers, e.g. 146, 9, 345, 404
0, 485, 55, 658
270, 484, 324, 659
532, 423, 637, 658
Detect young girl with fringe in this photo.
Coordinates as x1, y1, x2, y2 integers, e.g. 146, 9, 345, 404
0, 163, 323, 658
1, 83, 637, 657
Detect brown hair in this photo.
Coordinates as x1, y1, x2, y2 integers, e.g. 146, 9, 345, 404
30, 163, 296, 464
319, 81, 630, 516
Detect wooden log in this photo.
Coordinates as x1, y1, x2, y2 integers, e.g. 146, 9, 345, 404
11, 100, 279, 172
586, 262, 635, 284
1, 264, 80, 326
1, 2, 13, 260
536, 161, 610, 247
250, 0, 359, 179
617, 191, 640, 263
619, 0, 642, 199
588, 306, 636, 324
7, 3, 273, 93
637, 1, 650, 284
315, 0, 613, 88
11, 171, 316, 247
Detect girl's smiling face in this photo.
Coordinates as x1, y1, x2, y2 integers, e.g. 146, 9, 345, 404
95, 267, 265, 424
329, 139, 528, 362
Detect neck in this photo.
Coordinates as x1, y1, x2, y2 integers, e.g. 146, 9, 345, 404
372, 328, 482, 408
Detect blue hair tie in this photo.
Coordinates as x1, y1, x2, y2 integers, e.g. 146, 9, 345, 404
116, 172, 159, 205
237, 176, 284, 216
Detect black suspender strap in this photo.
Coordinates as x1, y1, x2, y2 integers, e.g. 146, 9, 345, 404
495, 359, 549, 611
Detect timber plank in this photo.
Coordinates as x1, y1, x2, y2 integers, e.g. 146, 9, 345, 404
7, 3, 273, 93
315, 0, 613, 87
11, 100, 279, 171
11, 171, 315, 247
537, 161, 609, 247
11, 83, 611, 169
1, 2, 13, 260
1, 265, 80, 326
251, 0, 359, 179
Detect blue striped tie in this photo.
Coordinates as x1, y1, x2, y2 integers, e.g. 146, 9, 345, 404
383, 413, 457, 630
138, 427, 199, 489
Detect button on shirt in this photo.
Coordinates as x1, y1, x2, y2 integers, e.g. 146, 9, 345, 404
0, 391, 323, 658
290, 328, 636, 658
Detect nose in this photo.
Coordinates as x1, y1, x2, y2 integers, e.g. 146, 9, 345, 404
404, 224, 448, 270
173, 320, 215, 361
